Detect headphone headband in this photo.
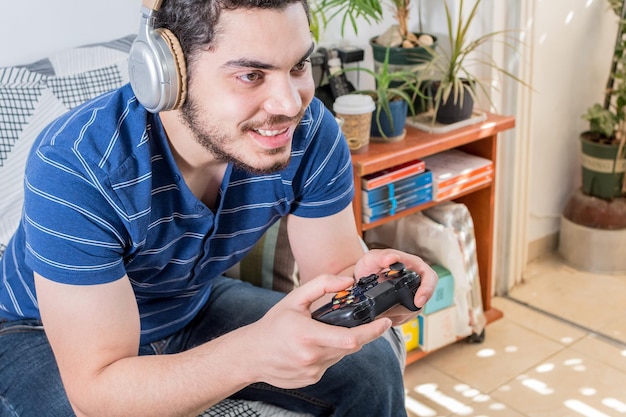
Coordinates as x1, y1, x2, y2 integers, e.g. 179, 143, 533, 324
143, 0, 163, 12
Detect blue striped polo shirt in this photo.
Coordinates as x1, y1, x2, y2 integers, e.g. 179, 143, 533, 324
0, 84, 354, 344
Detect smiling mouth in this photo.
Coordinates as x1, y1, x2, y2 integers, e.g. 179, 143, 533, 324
254, 127, 289, 136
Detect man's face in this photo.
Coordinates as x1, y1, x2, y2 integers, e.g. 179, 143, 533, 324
180, 4, 316, 174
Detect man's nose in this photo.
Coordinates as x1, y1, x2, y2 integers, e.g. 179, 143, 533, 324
262, 79, 302, 117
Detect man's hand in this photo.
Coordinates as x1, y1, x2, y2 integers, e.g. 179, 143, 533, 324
352, 248, 439, 326
242, 274, 392, 389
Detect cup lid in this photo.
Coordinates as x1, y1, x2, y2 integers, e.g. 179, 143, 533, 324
333, 94, 376, 115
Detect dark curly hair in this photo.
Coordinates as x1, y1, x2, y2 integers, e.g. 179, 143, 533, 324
155, 0, 311, 69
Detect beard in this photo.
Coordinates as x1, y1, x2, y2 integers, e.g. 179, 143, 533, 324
179, 93, 303, 175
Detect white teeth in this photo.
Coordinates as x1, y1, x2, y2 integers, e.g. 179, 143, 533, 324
255, 128, 287, 136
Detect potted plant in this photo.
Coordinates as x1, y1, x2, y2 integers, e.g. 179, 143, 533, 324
311, 0, 436, 69
310, 0, 384, 41
558, 0, 626, 273
579, 105, 626, 201
415, 0, 526, 125
369, 0, 437, 71
577, 0, 626, 201
335, 47, 419, 141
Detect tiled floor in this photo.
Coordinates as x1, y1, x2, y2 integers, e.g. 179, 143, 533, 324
403, 252, 626, 417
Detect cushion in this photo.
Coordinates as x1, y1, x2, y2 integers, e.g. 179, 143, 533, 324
0, 35, 134, 258
225, 217, 299, 292
199, 399, 312, 417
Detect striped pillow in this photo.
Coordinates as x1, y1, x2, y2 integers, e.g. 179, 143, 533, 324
0, 36, 133, 258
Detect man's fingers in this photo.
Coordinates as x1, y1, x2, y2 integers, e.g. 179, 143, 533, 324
290, 274, 354, 309
311, 318, 392, 351
414, 266, 438, 308
353, 249, 401, 279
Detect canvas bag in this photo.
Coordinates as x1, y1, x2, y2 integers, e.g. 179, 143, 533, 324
365, 202, 486, 337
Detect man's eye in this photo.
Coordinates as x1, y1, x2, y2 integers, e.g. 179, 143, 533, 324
239, 72, 262, 82
293, 60, 310, 73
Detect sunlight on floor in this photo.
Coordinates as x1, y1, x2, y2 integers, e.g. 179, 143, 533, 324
403, 252, 626, 417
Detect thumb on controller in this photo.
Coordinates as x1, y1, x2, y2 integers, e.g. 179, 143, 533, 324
293, 274, 355, 310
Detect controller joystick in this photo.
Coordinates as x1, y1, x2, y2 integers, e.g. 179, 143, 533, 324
311, 262, 421, 327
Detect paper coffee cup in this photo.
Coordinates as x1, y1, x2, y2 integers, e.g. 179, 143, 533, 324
333, 94, 376, 153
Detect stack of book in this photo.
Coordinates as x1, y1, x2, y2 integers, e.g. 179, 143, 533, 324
422, 149, 493, 201
361, 159, 433, 223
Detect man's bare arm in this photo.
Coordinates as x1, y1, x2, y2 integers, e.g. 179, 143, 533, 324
35, 273, 257, 416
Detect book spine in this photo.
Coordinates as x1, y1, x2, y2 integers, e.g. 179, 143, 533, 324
362, 160, 426, 190
434, 164, 493, 190
434, 174, 492, 201
363, 184, 433, 215
362, 186, 433, 222
362, 170, 433, 205
363, 193, 432, 223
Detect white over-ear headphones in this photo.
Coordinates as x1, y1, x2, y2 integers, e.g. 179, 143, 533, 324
128, 0, 187, 113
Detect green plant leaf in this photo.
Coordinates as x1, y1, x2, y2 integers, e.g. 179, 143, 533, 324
414, 0, 530, 123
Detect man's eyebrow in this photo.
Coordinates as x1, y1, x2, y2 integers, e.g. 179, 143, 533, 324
222, 42, 316, 70
301, 42, 316, 62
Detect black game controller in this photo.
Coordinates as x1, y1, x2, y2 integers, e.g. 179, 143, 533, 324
311, 262, 421, 327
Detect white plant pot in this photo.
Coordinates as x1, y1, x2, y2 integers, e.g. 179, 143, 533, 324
558, 215, 626, 273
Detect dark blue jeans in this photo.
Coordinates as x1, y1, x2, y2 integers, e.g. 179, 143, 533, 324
0, 276, 407, 416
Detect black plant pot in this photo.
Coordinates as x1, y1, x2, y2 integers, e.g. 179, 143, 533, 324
435, 84, 474, 124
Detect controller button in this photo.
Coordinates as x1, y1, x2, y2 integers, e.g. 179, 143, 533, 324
360, 274, 378, 286
335, 290, 350, 298
389, 261, 405, 271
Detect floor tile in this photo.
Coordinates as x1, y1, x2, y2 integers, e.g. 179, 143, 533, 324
403, 252, 626, 417
569, 335, 626, 374
510, 253, 626, 343
595, 312, 626, 346
491, 296, 586, 346
490, 347, 626, 417
403, 362, 524, 417
413, 319, 564, 393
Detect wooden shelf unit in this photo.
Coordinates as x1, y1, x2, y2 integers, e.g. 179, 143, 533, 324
350, 113, 516, 364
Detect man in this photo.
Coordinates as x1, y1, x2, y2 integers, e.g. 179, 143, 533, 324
0, 0, 437, 416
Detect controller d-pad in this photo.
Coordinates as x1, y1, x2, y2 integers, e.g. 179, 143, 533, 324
331, 290, 361, 310
333, 290, 351, 300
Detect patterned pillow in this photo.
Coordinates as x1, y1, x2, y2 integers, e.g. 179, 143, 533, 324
225, 217, 299, 292
0, 36, 134, 258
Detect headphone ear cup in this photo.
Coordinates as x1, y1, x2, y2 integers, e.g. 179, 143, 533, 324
128, 27, 187, 112
157, 28, 187, 109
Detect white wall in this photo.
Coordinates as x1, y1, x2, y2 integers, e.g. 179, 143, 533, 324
524, 0, 616, 242
0, 0, 141, 67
